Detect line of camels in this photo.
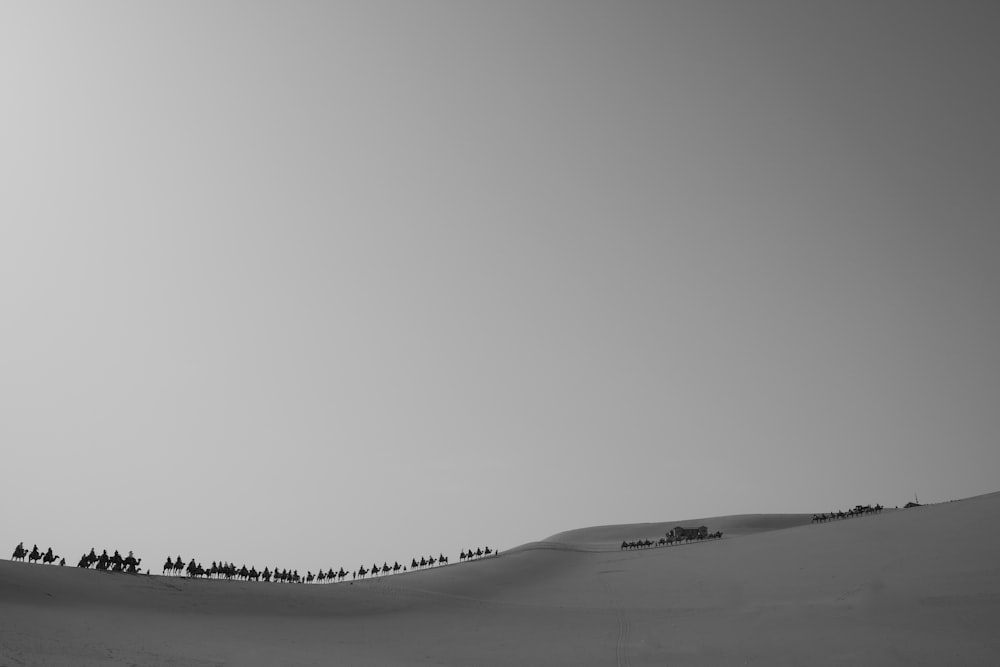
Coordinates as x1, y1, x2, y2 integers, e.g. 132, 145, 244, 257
10, 542, 498, 583
155, 547, 497, 583
812, 504, 883, 523
156, 547, 499, 584
10, 543, 63, 566
621, 526, 723, 551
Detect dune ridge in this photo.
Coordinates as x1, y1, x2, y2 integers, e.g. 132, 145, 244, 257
3, 492, 999, 666
544, 511, 818, 546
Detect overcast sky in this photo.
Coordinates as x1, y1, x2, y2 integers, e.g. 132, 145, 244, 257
3, 1, 998, 575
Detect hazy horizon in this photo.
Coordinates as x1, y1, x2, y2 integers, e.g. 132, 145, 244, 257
3, 1, 999, 575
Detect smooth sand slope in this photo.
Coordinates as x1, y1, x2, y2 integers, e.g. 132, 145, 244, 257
2, 493, 999, 666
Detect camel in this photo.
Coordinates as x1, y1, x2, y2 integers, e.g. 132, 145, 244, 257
112, 552, 131, 572
163, 555, 184, 575
42, 548, 60, 565
11, 543, 27, 562
78, 549, 98, 568
27, 545, 42, 564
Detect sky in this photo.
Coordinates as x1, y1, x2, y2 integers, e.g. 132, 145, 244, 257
2, 1, 999, 576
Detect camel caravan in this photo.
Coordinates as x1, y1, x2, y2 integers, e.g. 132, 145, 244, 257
621, 526, 723, 551
10, 543, 63, 566
812, 504, 883, 523
11, 540, 498, 583
75, 547, 144, 573
155, 546, 497, 584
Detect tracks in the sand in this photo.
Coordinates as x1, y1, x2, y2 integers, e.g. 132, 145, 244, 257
613, 605, 631, 667
598, 571, 632, 667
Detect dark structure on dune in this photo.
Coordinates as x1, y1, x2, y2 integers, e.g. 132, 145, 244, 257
620, 525, 722, 551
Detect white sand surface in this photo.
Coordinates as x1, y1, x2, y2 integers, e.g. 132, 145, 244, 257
3, 493, 999, 666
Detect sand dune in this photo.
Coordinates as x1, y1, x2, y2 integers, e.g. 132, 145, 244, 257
3, 493, 999, 666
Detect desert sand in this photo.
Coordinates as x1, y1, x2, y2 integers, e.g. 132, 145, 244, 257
2, 492, 999, 666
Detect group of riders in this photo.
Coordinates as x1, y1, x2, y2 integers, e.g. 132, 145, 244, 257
10, 543, 62, 566
161, 558, 297, 582
812, 504, 884, 523
77, 547, 143, 573
159, 546, 497, 584
620, 527, 724, 551
12, 541, 498, 582
11, 543, 144, 573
